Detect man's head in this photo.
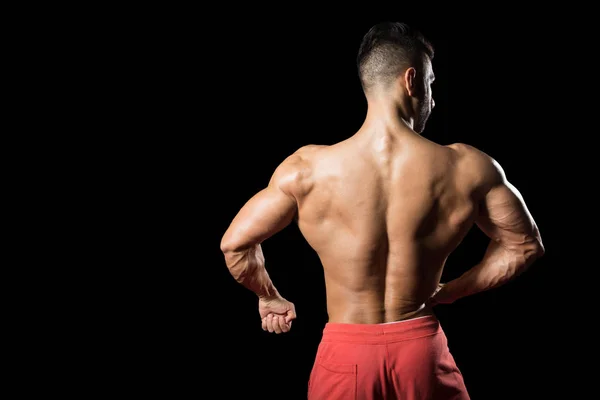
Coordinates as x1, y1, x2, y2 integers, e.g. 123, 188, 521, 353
357, 22, 435, 133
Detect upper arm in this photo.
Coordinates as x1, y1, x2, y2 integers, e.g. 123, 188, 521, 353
474, 154, 544, 255
220, 155, 304, 253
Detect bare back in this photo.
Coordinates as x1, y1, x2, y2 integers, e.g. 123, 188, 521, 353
289, 135, 484, 323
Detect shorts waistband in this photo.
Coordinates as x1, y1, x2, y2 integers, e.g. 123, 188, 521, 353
321, 315, 441, 344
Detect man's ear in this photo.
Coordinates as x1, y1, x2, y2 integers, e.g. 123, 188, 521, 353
404, 67, 417, 96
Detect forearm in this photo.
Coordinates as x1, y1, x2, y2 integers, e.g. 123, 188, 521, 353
223, 244, 279, 299
436, 239, 543, 303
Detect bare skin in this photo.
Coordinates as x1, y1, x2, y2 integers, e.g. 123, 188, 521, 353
221, 55, 545, 333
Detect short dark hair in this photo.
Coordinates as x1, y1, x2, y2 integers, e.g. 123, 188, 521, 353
357, 22, 434, 92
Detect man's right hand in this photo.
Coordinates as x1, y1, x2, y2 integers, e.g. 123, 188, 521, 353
259, 295, 296, 334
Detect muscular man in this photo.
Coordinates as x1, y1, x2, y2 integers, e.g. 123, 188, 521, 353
220, 22, 544, 400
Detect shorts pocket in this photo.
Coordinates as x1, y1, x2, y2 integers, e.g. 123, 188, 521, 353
308, 361, 357, 400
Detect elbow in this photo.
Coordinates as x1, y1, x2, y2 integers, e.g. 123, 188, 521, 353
535, 240, 545, 259
220, 236, 240, 272
531, 236, 545, 260
220, 232, 247, 255
220, 235, 237, 255
520, 238, 545, 268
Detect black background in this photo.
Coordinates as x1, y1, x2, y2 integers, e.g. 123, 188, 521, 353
101, 8, 578, 400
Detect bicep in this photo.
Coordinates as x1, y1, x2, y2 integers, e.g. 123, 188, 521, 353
221, 184, 297, 252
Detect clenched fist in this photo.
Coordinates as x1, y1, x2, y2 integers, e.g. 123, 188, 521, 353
259, 295, 296, 334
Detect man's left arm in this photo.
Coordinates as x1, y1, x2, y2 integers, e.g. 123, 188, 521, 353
220, 159, 299, 301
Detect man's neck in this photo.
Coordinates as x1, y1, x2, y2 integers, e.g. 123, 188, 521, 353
359, 100, 417, 139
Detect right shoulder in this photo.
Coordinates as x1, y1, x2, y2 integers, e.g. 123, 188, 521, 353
282, 144, 328, 168
447, 142, 506, 190
271, 144, 328, 197
294, 144, 328, 156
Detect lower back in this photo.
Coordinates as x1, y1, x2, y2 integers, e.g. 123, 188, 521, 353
317, 244, 446, 323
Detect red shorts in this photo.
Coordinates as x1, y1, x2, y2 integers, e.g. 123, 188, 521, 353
307, 315, 470, 400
